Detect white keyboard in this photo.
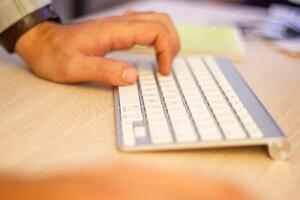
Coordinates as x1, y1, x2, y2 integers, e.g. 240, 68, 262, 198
114, 55, 291, 160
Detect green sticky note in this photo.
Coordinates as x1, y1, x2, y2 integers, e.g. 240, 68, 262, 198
177, 25, 244, 58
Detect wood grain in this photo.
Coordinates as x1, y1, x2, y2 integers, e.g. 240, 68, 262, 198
0, 39, 300, 200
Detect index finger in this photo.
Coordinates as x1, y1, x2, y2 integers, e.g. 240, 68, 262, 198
125, 11, 181, 55
106, 20, 175, 74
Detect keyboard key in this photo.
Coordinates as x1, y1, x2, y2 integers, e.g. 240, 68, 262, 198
119, 83, 141, 106
173, 125, 198, 142
122, 59, 259, 144
121, 105, 141, 113
198, 127, 222, 141
193, 114, 214, 124
122, 124, 136, 146
246, 125, 263, 138
221, 123, 247, 139
134, 126, 147, 138
122, 112, 143, 121
149, 123, 172, 144
116, 56, 290, 160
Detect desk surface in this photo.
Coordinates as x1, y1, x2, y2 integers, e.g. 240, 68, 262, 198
0, 1, 300, 200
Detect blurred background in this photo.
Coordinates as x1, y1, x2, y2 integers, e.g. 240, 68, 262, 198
53, 0, 300, 21
52, 0, 300, 56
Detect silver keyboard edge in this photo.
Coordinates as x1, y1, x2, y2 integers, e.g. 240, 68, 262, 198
114, 88, 123, 149
214, 58, 291, 159
113, 56, 292, 159
214, 58, 286, 139
118, 138, 279, 151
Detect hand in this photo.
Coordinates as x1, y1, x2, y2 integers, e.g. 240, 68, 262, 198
0, 163, 256, 200
15, 12, 180, 86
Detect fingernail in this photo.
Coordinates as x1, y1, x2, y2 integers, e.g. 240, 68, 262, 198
122, 67, 137, 83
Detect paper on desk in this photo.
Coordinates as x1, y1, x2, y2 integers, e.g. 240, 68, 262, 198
129, 25, 245, 60
176, 25, 245, 59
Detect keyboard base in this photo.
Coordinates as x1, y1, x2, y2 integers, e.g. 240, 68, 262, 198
114, 89, 291, 160
113, 55, 291, 160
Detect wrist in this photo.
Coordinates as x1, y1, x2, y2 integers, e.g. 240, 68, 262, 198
15, 21, 58, 59
0, 5, 61, 53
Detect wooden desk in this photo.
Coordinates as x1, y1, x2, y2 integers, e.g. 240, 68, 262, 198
0, 1, 300, 200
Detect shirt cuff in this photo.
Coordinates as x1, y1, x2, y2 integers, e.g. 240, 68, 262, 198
0, 0, 52, 33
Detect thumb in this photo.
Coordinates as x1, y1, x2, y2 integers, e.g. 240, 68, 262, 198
72, 56, 138, 86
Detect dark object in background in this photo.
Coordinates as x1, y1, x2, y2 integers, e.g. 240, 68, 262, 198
244, 0, 300, 7
237, 4, 300, 40
53, 0, 133, 20
74, 0, 86, 17
73, 0, 133, 17
54, 0, 299, 21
